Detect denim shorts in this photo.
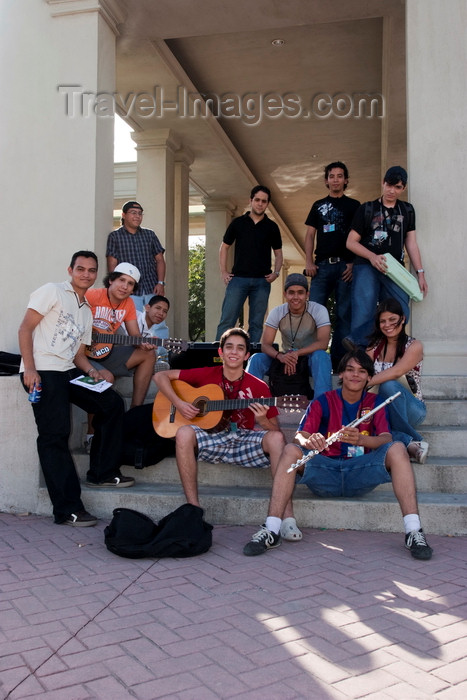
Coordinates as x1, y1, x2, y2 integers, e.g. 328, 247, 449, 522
193, 427, 270, 468
297, 442, 393, 497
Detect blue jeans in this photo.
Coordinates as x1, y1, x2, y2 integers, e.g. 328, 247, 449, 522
131, 294, 154, 312
216, 276, 271, 344
297, 442, 393, 497
350, 264, 410, 348
308, 260, 352, 369
377, 379, 426, 442
246, 349, 332, 398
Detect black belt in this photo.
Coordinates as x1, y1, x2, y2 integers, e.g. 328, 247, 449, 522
318, 257, 343, 264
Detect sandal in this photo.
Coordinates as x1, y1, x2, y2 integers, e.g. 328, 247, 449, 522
280, 517, 303, 541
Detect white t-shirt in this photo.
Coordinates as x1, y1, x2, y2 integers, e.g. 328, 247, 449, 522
20, 281, 93, 372
265, 301, 330, 353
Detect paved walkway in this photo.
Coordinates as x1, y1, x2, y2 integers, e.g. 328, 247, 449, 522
1, 511, 466, 700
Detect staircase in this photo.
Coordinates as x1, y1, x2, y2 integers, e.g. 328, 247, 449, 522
39, 376, 467, 536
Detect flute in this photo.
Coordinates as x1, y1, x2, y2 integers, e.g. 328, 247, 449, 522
286, 391, 401, 473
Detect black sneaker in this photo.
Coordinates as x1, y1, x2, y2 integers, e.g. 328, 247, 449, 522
63, 510, 98, 527
243, 525, 281, 556
86, 475, 135, 488
405, 528, 433, 560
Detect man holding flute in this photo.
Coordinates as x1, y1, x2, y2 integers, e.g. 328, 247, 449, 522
243, 347, 433, 561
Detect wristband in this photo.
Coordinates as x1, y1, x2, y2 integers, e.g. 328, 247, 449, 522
416, 269, 424, 274
158, 281, 166, 286
275, 351, 281, 359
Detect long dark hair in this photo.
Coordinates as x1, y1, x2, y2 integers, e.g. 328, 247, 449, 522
366, 298, 408, 362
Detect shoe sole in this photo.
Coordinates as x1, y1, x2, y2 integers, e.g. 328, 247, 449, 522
86, 481, 134, 488
63, 519, 98, 527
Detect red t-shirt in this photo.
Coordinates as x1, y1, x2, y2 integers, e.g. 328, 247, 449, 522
178, 366, 279, 430
86, 288, 137, 333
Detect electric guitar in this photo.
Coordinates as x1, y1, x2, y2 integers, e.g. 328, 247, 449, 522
86, 330, 187, 360
152, 379, 309, 437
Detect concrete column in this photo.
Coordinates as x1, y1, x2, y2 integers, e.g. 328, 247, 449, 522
173, 148, 194, 339
202, 199, 237, 342
0, 0, 123, 351
131, 129, 181, 316
406, 0, 467, 374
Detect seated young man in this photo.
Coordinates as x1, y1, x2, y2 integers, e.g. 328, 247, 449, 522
153, 328, 287, 512
86, 262, 156, 407
243, 348, 433, 561
246, 273, 332, 399
137, 294, 170, 367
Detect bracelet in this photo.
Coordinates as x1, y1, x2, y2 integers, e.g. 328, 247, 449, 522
87, 367, 96, 376
416, 269, 424, 274
275, 351, 281, 359
158, 281, 166, 286
274, 271, 280, 276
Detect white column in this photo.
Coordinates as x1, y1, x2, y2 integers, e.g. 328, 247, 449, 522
131, 129, 181, 313
173, 148, 194, 339
0, 0, 123, 351
203, 199, 237, 342
406, 0, 467, 374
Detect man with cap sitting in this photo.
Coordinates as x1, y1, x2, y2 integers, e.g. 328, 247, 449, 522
246, 273, 332, 399
106, 201, 166, 311
85, 263, 156, 408
346, 166, 428, 348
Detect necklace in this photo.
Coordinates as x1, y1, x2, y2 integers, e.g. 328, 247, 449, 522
106, 289, 123, 326
222, 371, 244, 395
288, 309, 306, 350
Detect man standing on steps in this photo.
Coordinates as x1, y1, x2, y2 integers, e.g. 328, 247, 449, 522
216, 186, 283, 344
154, 328, 291, 522
18, 251, 132, 529
243, 348, 433, 561
304, 161, 360, 370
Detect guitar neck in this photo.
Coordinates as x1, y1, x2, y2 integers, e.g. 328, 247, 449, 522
92, 333, 163, 348
205, 396, 277, 412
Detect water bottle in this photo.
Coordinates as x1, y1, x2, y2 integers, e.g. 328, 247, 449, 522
28, 382, 42, 403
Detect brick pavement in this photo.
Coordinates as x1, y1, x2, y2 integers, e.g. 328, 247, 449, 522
1, 511, 466, 699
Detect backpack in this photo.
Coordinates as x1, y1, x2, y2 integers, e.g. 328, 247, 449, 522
120, 403, 175, 469
268, 355, 313, 399
104, 504, 213, 559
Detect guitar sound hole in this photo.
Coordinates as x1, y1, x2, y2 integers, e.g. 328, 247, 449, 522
192, 397, 208, 416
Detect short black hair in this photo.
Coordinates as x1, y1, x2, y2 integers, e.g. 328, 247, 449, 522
69, 251, 98, 269
337, 348, 375, 379
147, 295, 170, 309
250, 185, 271, 202
219, 327, 250, 353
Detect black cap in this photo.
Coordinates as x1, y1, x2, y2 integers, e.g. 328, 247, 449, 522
384, 166, 407, 186
122, 201, 143, 213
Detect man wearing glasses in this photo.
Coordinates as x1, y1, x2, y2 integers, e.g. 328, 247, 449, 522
106, 201, 166, 311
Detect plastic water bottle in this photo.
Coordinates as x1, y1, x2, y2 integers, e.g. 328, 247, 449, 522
28, 382, 42, 403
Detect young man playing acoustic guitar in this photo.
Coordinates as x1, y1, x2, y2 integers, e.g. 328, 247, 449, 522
85, 262, 156, 407
243, 348, 433, 560
153, 328, 290, 513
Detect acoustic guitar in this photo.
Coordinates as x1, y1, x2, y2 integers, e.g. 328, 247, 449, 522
86, 330, 187, 360
152, 379, 309, 437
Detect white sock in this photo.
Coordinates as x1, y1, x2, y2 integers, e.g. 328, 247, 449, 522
265, 516, 281, 535
404, 514, 421, 534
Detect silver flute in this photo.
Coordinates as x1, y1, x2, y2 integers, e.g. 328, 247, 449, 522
286, 391, 401, 473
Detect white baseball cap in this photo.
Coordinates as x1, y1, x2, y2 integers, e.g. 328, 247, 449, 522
113, 262, 141, 283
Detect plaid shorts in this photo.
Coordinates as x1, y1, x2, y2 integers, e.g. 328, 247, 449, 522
193, 427, 270, 468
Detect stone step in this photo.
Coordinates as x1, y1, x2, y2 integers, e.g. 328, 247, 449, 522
422, 375, 467, 399
425, 399, 467, 426
73, 452, 467, 494
36, 481, 467, 537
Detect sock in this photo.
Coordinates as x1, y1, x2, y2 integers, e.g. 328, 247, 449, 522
265, 516, 281, 535
404, 514, 421, 534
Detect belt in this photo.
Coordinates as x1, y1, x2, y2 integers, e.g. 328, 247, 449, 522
318, 257, 343, 264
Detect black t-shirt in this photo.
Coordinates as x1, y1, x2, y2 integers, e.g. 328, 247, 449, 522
351, 198, 416, 265
305, 194, 360, 262
223, 212, 282, 277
